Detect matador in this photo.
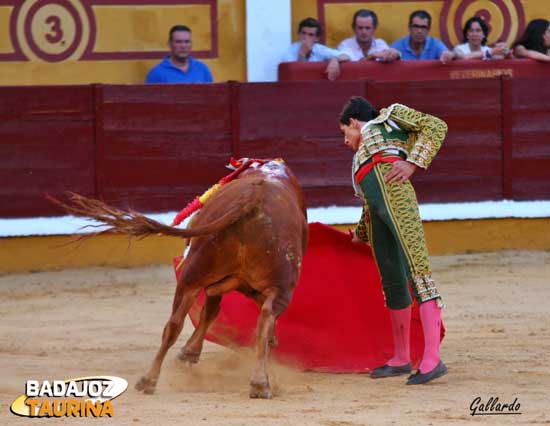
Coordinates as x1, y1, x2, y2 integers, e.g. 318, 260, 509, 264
339, 97, 448, 385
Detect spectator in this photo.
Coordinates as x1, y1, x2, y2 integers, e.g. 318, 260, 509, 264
281, 17, 350, 81
145, 25, 213, 84
453, 16, 511, 60
391, 10, 454, 63
513, 19, 550, 62
337, 9, 400, 62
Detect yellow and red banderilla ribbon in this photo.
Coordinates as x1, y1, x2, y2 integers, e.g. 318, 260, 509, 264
170, 158, 272, 227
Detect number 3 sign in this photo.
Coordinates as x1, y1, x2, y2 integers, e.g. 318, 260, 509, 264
15, 0, 91, 62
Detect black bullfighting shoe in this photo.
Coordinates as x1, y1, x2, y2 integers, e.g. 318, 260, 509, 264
370, 363, 412, 378
406, 360, 448, 385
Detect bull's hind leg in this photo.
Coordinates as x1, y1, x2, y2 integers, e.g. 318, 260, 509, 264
178, 295, 222, 364
178, 276, 240, 363
135, 288, 200, 394
249, 288, 289, 399
248, 293, 278, 348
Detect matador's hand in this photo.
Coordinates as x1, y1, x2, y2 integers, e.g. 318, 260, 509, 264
385, 160, 417, 184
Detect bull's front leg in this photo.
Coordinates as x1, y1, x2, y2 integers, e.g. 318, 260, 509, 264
178, 294, 222, 364
249, 288, 278, 399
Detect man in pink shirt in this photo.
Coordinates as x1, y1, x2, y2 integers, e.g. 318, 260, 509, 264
338, 9, 400, 62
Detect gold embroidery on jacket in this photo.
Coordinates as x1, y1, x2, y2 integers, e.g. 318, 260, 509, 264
356, 103, 448, 171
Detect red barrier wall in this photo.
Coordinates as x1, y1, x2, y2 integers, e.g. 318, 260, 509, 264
237, 81, 364, 206
507, 78, 550, 200
278, 59, 550, 82
96, 84, 233, 212
0, 86, 95, 217
367, 79, 503, 202
1, 76, 549, 218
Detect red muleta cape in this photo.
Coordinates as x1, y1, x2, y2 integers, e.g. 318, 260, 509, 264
174, 222, 445, 372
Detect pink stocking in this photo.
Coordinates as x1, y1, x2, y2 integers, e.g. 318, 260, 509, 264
387, 306, 411, 366
419, 299, 442, 373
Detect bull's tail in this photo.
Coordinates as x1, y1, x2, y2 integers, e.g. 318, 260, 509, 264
48, 188, 262, 240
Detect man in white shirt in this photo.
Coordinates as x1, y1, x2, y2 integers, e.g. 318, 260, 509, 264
338, 9, 400, 62
281, 17, 350, 80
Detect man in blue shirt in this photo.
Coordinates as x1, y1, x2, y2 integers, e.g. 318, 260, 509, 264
146, 25, 213, 84
391, 10, 455, 63
281, 17, 350, 80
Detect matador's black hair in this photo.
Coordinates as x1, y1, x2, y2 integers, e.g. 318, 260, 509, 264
339, 96, 379, 125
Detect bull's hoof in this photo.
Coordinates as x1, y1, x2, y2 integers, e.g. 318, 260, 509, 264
177, 349, 200, 364
135, 376, 157, 394
249, 381, 273, 399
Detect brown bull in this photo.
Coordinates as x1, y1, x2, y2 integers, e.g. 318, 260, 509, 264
54, 159, 308, 399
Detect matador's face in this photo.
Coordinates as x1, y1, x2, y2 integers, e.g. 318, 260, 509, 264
339, 120, 362, 152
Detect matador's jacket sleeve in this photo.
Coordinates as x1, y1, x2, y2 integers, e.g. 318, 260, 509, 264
387, 103, 448, 169
354, 203, 371, 243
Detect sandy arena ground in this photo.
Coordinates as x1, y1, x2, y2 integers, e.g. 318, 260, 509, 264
1, 251, 549, 425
